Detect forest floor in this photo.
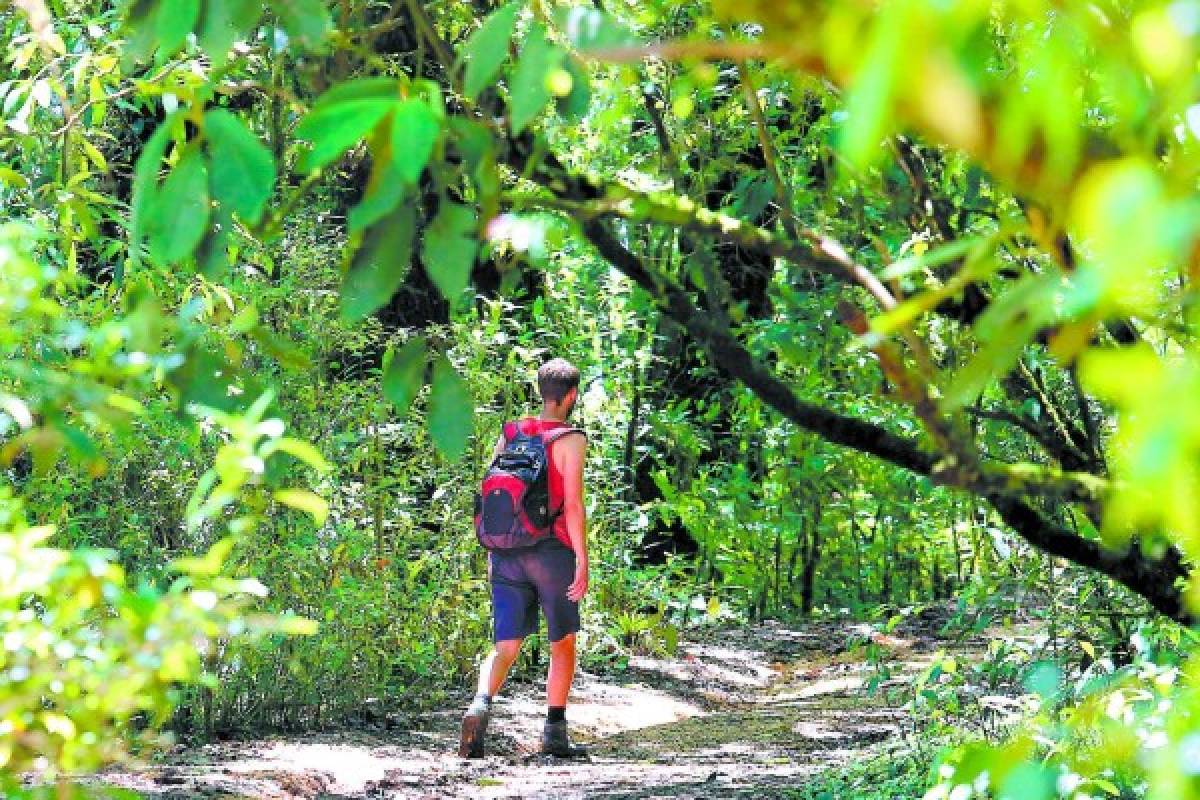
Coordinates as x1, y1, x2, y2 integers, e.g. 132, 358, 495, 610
94, 609, 993, 799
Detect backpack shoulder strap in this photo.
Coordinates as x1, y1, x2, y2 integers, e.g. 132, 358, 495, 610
502, 420, 518, 441
542, 426, 586, 445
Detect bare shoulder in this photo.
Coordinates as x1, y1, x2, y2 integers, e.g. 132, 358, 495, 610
560, 430, 587, 453
555, 430, 587, 470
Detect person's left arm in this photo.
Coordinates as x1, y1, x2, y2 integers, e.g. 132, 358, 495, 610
559, 433, 589, 602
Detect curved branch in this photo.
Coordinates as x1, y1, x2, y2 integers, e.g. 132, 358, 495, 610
988, 495, 1191, 624
582, 219, 937, 476
579, 218, 1194, 625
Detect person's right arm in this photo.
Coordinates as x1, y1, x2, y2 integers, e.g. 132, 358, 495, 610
557, 434, 588, 602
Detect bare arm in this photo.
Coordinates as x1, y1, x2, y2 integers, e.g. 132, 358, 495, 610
556, 433, 588, 601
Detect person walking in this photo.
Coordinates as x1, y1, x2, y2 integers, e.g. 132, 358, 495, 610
459, 358, 589, 759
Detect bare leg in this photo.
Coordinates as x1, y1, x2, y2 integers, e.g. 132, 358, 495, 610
462, 638, 523, 758
546, 633, 576, 707
478, 637, 524, 697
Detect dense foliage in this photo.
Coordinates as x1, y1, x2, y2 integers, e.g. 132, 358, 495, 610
5, 0, 1200, 796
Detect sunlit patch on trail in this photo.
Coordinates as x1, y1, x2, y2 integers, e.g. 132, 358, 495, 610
92, 615, 993, 799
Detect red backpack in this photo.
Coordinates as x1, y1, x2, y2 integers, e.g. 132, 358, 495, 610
474, 421, 584, 550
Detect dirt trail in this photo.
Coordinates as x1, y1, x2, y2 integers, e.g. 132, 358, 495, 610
96, 614, 973, 799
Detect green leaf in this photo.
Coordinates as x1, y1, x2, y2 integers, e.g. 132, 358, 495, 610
204, 109, 275, 225
448, 117, 492, 176
129, 115, 177, 270
461, 2, 519, 101
1077, 344, 1163, 409
156, 0, 200, 59
428, 356, 473, 460
555, 55, 591, 121
120, 0, 160, 66
0, 166, 29, 188
1068, 158, 1188, 317
1023, 661, 1062, 700
997, 761, 1054, 800
837, 3, 906, 171
390, 99, 440, 184
295, 98, 392, 173
941, 273, 1060, 410
448, 118, 497, 202
145, 146, 211, 265
869, 249, 1000, 338
509, 24, 562, 135
170, 536, 235, 576
168, 346, 239, 413
422, 202, 477, 307
347, 165, 407, 235
311, 77, 399, 110
276, 614, 319, 634
264, 436, 331, 472
274, 489, 329, 526
196, 0, 261, 66
382, 336, 427, 416
340, 205, 416, 323
880, 234, 986, 280
195, 203, 233, 277
274, 0, 332, 50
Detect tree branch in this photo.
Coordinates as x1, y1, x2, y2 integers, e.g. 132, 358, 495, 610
581, 219, 938, 476
578, 217, 1194, 625
988, 495, 1191, 624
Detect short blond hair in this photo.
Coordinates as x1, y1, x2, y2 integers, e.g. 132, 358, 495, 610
537, 358, 580, 404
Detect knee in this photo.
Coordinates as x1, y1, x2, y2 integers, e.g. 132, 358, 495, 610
494, 638, 524, 661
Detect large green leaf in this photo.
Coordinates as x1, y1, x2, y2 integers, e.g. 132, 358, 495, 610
347, 164, 407, 235
120, 0, 160, 66
295, 98, 392, 173
448, 118, 492, 175
461, 2, 519, 101
197, 0, 262, 67
427, 356, 473, 460
837, 2, 907, 170
129, 114, 177, 273
390, 100, 440, 184
422, 202, 477, 307
156, 0, 200, 60
509, 24, 562, 135
204, 109, 275, 225
311, 77, 400, 110
145, 146, 210, 265
195, 202, 233, 278
941, 273, 1061, 410
275, 0, 332, 50
340, 205, 415, 323
382, 336, 427, 416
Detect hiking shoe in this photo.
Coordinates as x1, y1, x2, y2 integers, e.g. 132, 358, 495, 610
459, 697, 491, 758
541, 719, 587, 758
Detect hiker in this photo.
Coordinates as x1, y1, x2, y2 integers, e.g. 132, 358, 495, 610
460, 358, 590, 759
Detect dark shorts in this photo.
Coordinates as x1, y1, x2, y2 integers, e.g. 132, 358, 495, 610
490, 538, 580, 643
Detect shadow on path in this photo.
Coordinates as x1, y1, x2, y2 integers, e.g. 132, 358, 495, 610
93, 615, 978, 799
